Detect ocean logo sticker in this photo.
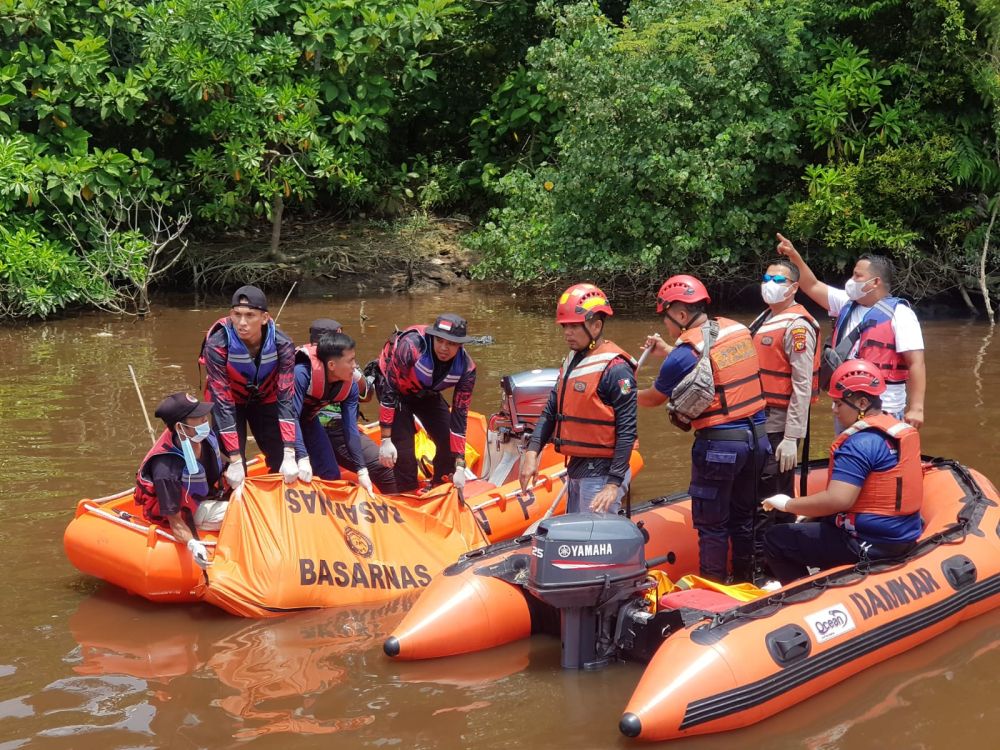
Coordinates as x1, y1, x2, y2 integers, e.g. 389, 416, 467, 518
804, 604, 856, 643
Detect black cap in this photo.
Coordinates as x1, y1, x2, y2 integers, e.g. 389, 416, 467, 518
154, 392, 214, 427
231, 285, 268, 311
309, 318, 343, 344
428, 313, 473, 344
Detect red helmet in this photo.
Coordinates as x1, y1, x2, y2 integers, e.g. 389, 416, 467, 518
556, 283, 613, 324
655, 275, 711, 313
828, 359, 885, 400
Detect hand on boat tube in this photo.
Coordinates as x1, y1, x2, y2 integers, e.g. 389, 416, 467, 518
776, 437, 798, 474
356, 467, 374, 494
225, 459, 245, 490
519, 450, 539, 493
379, 438, 397, 468
280, 448, 299, 484
187, 539, 211, 569
297, 456, 313, 483
762, 493, 792, 512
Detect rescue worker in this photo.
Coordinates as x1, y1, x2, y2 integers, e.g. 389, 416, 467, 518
762, 359, 923, 584
376, 313, 477, 493
202, 285, 304, 489
637, 275, 769, 583
776, 233, 926, 430
520, 284, 638, 514
135, 392, 227, 569
292, 328, 374, 493
308, 319, 398, 493
749, 258, 821, 508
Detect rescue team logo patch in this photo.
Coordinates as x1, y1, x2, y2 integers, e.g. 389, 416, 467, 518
791, 326, 808, 353
760, 336, 773, 346
804, 604, 856, 643
574, 382, 587, 392
344, 527, 374, 559
618, 378, 633, 395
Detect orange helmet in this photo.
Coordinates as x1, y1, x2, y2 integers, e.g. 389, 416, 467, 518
828, 359, 885, 400
556, 283, 613, 324
655, 275, 711, 313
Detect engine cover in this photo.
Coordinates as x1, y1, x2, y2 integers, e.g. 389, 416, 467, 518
500, 368, 559, 432
526, 513, 647, 608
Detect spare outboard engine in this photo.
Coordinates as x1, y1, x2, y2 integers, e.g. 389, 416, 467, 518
483, 368, 559, 486
526, 514, 653, 670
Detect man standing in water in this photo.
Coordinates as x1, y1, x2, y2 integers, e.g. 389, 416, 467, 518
376, 313, 477, 493
202, 285, 305, 489
637, 275, 769, 583
776, 234, 926, 429
519, 283, 637, 514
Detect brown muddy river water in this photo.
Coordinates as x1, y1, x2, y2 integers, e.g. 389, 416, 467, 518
1, 285, 998, 749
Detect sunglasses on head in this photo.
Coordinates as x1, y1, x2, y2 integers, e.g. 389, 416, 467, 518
762, 273, 790, 283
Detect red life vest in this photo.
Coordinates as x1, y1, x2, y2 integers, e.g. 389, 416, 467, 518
750, 303, 821, 409
199, 316, 282, 403
678, 317, 765, 430
135, 429, 219, 522
295, 344, 353, 421
828, 413, 923, 516
553, 340, 636, 458
378, 324, 473, 395
832, 298, 910, 383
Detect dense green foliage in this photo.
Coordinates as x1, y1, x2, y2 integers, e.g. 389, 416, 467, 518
2, 0, 1000, 318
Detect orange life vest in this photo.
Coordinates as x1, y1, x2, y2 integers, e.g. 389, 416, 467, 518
828, 413, 923, 516
678, 317, 765, 430
295, 344, 353, 421
553, 340, 636, 458
750, 303, 821, 409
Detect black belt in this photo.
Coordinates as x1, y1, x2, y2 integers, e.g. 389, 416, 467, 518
694, 421, 766, 442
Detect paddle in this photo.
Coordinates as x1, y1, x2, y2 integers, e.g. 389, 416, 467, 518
128, 363, 157, 447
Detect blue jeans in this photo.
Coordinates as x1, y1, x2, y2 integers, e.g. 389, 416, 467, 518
764, 520, 915, 584
689, 432, 769, 581
566, 471, 631, 514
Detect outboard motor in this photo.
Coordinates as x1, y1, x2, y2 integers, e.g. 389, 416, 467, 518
526, 514, 653, 670
483, 368, 559, 485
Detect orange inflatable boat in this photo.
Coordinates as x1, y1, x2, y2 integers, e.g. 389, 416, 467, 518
385, 458, 1000, 742
65, 369, 644, 615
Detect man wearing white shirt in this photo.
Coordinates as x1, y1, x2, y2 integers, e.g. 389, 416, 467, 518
776, 233, 925, 430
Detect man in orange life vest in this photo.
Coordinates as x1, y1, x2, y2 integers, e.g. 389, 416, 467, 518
292, 327, 373, 492
202, 285, 303, 489
637, 275, 769, 582
762, 360, 923, 584
776, 234, 926, 430
520, 284, 637, 514
749, 258, 821, 505
135, 392, 226, 569
376, 313, 477, 493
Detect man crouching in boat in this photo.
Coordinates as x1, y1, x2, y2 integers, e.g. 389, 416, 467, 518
520, 284, 637, 514
761, 359, 923, 584
135, 393, 227, 569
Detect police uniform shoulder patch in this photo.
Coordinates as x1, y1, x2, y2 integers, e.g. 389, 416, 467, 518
790, 326, 808, 353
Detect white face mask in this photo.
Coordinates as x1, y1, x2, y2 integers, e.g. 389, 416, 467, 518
760, 281, 792, 305
844, 278, 873, 301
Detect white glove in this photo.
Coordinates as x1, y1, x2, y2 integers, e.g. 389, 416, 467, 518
297, 456, 313, 483
776, 437, 798, 474
356, 467, 374, 494
187, 538, 211, 569
452, 462, 467, 490
225, 459, 245, 489
280, 448, 298, 484
762, 493, 792, 512
379, 438, 397, 468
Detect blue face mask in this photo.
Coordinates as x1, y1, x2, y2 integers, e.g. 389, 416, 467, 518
188, 422, 212, 443
179, 436, 200, 475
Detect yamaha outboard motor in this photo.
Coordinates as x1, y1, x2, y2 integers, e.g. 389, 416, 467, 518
526, 514, 653, 669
